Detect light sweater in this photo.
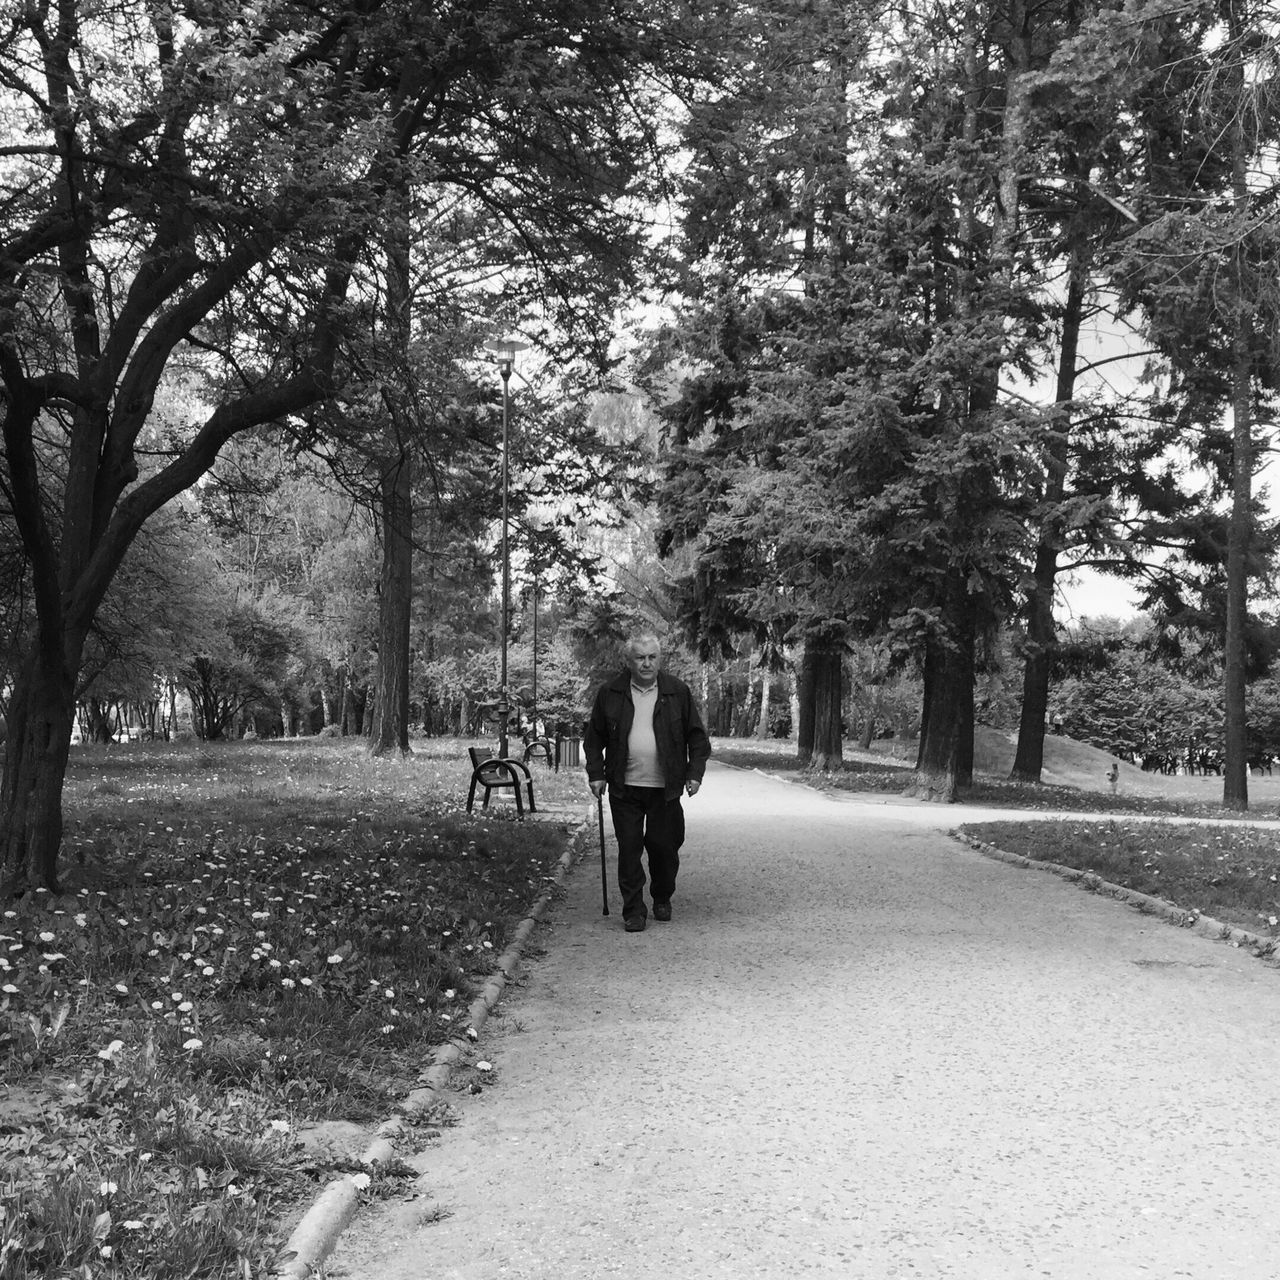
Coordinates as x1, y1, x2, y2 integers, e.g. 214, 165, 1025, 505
624, 683, 663, 787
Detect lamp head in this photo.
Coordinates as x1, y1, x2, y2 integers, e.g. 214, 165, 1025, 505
487, 338, 529, 376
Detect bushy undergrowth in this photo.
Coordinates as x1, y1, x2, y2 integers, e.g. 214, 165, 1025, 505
1, 737, 585, 1280
960, 818, 1280, 937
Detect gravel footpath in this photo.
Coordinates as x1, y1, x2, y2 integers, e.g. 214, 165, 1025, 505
325, 762, 1280, 1279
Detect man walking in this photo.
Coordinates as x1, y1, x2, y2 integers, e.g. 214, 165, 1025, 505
584, 632, 711, 932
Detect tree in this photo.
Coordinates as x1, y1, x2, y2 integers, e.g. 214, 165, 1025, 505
648, 0, 1052, 796
76, 508, 235, 740
338, 0, 721, 758
1096, 0, 1280, 807
0, 0, 404, 891
198, 437, 380, 729
0, 0, 722, 891
184, 592, 301, 741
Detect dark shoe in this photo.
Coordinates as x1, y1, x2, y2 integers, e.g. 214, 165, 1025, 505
653, 901, 672, 921
624, 915, 646, 933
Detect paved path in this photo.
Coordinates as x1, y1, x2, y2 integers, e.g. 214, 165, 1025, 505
328, 763, 1280, 1279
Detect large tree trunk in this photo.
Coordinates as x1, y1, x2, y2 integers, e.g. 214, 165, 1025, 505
369, 449, 414, 757
803, 627, 844, 771
1011, 553, 1056, 782
1, 643, 77, 894
1223, 307, 1251, 810
1222, 20, 1251, 812
796, 647, 815, 765
1011, 166, 1089, 782
909, 580, 975, 803
368, 194, 414, 759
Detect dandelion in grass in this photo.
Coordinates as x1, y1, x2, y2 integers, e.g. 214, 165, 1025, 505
98, 1040, 125, 1061
100, 1181, 118, 1195
122, 1220, 144, 1231
269, 1119, 290, 1133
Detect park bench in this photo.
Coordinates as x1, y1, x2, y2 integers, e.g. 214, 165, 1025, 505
466, 747, 537, 817
522, 736, 554, 767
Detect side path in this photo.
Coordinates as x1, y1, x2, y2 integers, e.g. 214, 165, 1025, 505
327, 763, 1280, 1280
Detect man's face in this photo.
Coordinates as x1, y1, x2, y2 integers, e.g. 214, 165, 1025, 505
625, 640, 661, 688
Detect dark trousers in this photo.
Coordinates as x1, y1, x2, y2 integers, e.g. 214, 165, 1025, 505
609, 785, 685, 921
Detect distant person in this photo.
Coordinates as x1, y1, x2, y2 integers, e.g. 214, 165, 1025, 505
584, 632, 711, 933
1107, 762, 1119, 794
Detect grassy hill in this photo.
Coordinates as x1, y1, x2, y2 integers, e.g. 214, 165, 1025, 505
722, 727, 1280, 807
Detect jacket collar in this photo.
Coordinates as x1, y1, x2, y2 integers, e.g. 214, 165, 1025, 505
607, 668, 675, 697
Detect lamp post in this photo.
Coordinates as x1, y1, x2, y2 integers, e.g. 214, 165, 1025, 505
487, 338, 527, 759
524, 472, 549, 743
531, 571, 539, 734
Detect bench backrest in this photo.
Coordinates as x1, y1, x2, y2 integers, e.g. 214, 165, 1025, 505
469, 746, 516, 785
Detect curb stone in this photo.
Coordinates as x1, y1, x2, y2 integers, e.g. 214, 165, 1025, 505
273, 811, 592, 1280
954, 829, 1280, 969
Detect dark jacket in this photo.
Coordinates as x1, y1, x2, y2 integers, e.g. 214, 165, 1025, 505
583, 669, 711, 801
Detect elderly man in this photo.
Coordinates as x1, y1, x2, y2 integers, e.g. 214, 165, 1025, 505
584, 631, 711, 932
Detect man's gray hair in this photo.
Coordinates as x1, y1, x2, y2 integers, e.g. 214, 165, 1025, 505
624, 630, 662, 655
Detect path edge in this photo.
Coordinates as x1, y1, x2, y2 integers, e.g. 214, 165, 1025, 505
953, 829, 1280, 969
273, 811, 593, 1280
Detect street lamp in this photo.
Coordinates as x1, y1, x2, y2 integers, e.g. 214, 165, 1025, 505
487, 338, 527, 760
524, 472, 549, 744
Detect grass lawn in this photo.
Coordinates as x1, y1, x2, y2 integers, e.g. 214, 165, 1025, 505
1, 736, 588, 1280
10, 733, 1280, 1278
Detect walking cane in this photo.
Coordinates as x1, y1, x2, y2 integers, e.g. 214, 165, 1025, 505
596, 792, 609, 916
